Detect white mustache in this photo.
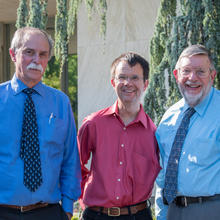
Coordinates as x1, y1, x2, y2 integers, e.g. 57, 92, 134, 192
27, 63, 43, 73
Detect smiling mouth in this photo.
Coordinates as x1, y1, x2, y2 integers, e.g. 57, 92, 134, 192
123, 90, 134, 93
185, 82, 201, 89
28, 68, 42, 72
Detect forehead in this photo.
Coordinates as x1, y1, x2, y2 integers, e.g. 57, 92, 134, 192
115, 61, 143, 75
22, 32, 49, 52
180, 55, 211, 68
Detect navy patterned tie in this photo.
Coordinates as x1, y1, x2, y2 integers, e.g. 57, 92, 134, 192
163, 107, 195, 204
20, 88, 42, 192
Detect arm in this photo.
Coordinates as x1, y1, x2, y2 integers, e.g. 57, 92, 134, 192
60, 101, 82, 213
155, 160, 168, 220
77, 118, 95, 208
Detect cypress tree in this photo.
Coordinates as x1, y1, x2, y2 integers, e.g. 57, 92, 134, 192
16, 0, 28, 28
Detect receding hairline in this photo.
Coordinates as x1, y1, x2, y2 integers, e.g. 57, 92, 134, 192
10, 27, 54, 58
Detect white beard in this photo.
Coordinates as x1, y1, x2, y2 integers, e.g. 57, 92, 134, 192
178, 78, 212, 107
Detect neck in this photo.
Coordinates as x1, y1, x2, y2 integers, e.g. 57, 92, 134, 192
117, 100, 141, 126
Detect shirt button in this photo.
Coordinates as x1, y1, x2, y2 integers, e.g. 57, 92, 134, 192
123, 127, 126, 130
116, 197, 119, 200
120, 161, 123, 165
117, 179, 121, 182
121, 144, 124, 147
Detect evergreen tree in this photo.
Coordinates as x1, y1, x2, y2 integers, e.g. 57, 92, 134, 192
144, 0, 220, 124
16, 0, 28, 28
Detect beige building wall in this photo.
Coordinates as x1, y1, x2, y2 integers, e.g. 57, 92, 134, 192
77, 0, 160, 126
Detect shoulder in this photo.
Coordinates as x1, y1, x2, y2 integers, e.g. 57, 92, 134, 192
79, 106, 113, 132
212, 88, 220, 104
160, 99, 184, 124
0, 80, 12, 96
41, 83, 70, 102
0, 80, 11, 89
207, 88, 220, 119
83, 106, 112, 124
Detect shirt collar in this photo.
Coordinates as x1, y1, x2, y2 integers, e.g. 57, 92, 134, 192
182, 87, 214, 116
194, 87, 214, 116
11, 74, 44, 96
103, 101, 148, 128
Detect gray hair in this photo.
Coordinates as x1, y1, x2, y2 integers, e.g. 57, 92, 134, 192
175, 44, 215, 71
10, 27, 54, 59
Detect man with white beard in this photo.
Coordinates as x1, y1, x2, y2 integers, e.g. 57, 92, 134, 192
155, 44, 220, 220
0, 27, 81, 220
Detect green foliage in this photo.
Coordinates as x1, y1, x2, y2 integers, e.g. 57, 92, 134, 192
55, 0, 68, 75
67, 0, 81, 41
144, 0, 220, 124
16, 0, 48, 29
43, 54, 78, 125
98, 0, 107, 36
85, 0, 95, 19
16, 0, 28, 28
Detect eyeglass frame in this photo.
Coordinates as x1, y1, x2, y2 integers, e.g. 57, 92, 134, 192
178, 67, 213, 79
114, 74, 144, 83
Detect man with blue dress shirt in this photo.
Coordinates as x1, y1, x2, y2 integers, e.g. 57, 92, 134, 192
155, 44, 220, 220
0, 27, 81, 220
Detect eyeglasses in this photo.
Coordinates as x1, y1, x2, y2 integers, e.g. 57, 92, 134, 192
179, 67, 211, 78
115, 75, 143, 83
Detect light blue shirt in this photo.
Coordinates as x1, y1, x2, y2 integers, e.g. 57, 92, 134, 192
0, 75, 81, 213
155, 87, 220, 220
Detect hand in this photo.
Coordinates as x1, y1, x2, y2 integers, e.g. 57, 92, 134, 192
66, 212, 73, 220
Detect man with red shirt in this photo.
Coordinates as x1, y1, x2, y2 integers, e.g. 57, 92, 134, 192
77, 52, 161, 220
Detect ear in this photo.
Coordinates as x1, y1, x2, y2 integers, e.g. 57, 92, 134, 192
111, 78, 116, 88
173, 69, 179, 82
210, 70, 217, 82
143, 79, 149, 91
9, 48, 16, 62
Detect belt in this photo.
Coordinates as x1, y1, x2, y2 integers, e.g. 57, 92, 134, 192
89, 201, 147, 216
0, 203, 49, 212
173, 194, 220, 207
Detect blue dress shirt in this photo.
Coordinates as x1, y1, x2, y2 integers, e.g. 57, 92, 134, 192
155, 87, 220, 220
0, 75, 81, 213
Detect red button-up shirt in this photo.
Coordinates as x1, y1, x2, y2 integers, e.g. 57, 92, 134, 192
77, 102, 161, 208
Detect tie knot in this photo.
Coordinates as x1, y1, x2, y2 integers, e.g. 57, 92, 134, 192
185, 107, 196, 119
23, 88, 35, 96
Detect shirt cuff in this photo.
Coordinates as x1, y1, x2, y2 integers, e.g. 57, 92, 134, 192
62, 196, 74, 213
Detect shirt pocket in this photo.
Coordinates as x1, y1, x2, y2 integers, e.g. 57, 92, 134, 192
39, 115, 66, 148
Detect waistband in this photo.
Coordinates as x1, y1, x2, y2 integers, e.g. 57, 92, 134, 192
173, 194, 220, 207
0, 203, 55, 212
88, 201, 149, 216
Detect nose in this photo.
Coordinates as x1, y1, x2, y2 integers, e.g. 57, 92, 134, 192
123, 77, 132, 84
188, 71, 198, 80
32, 53, 41, 64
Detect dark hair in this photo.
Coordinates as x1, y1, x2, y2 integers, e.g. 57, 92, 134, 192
110, 52, 149, 81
